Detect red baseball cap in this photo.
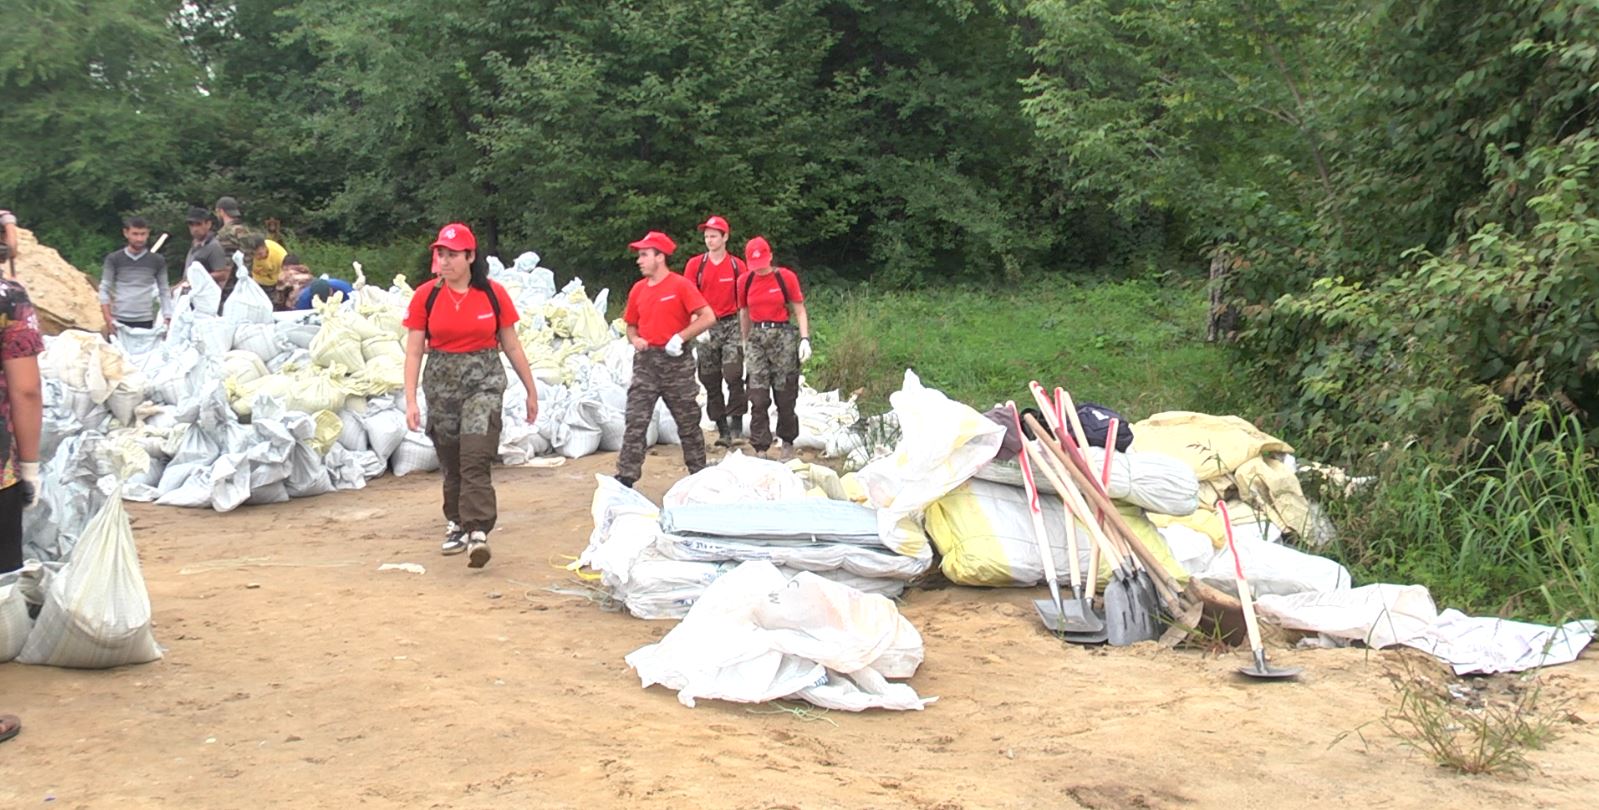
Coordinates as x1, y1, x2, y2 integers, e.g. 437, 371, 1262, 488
696, 215, 731, 235
628, 231, 677, 256
431, 222, 476, 251
744, 236, 773, 270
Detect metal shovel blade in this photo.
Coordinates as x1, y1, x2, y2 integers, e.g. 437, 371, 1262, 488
1101, 569, 1155, 646
1034, 598, 1108, 643
1238, 649, 1302, 680
1130, 568, 1164, 640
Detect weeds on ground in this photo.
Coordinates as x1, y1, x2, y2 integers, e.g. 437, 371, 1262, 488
1379, 653, 1565, 775
1321, 405, 1599, 624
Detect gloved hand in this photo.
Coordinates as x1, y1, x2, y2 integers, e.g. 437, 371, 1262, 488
664, 333, 685, 357
694, 330, 710, 344
798, 338, 812, 364
18, 461, 41, 509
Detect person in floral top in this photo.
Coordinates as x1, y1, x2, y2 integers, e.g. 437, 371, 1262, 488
0, 278, 44, 574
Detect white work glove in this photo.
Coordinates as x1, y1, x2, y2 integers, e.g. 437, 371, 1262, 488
694, 330, 710, 344
19, 461, 41, 509
798, 338, 812, 364
664, 334, 685, 357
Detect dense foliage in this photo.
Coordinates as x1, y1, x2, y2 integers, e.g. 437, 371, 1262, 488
7, 0, 1599, 457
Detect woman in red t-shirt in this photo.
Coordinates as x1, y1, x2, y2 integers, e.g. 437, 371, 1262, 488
737, 236, 812, 460
402, 223, 538, 568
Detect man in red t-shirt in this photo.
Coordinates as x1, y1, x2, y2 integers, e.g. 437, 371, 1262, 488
683, 215, 747, 447
737, 236, 811, 460
616, 231, 716, 488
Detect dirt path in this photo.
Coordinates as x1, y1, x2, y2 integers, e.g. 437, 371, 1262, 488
3, 448, 1596, 809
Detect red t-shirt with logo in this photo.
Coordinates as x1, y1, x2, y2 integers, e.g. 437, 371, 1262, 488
738, 267, 804, 323
684, 253, 745, 318
625, 272, 709, 347
403, 278, 520, 353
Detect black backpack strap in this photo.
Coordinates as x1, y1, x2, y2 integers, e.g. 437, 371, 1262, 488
423, 283, 442, 341
740, 270, 792, 310
692, 254, 705, 288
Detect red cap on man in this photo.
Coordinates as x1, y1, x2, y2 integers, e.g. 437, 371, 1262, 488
744, 236, 772, 270
628, 231, 677, 256
696, 215, 731, 236
431, 222, 477, 251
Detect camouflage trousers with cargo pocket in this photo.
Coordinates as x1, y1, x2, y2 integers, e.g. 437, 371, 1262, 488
695, 316, 746, 425
745, 323, 800, 452
422, 348, 506, 533
616, 348, 707, 483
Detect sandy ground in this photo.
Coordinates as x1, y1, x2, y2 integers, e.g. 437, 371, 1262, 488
2, 446, 1596, 809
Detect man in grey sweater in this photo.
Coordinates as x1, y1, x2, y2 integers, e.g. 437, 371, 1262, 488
99, 216, 171, 335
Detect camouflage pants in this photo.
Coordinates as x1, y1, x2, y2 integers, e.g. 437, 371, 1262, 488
617, 349, 707, 482
695, 316, 746, 424
745, 323, 800, 451
423, 349, 506, 533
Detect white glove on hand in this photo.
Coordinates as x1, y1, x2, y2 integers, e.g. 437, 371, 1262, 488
798, 338, 812, 364
664, 334, 685, 357
694, 330, 710, 344
19, 461, 41, 509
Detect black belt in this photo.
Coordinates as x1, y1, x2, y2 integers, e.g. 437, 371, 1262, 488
752, 321, 793, 329
717, 313, 740, 322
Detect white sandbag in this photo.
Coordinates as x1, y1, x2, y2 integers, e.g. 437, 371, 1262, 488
274, 313, 322, 349
555, 394, 604, 459
17, 487, 162, 669
854, 371, 1004, 557
231, 322, 285, 363
625, 561, 931, 711
310, 317, 365, 372
113, 322, 165, 358
286, 443, 335, 497
337, 409, 369, 452
146, 345, 204, 406
0, 572, 30, 663
391, 431, 439, 476
662, 451, 807, 508
183, 258, 222, 320
1199, 534, 1351, 598
664, 535, 933, 581
595, 380, 628, 452
364, 407, 408, 464
156, 452, 253, 512
244, 480, 291, 505
653, 400, 681, 445
977, 447, 1199, 517
220, 350, 270, 386
191, 312, 237, 359
221, 255, 276, 325
322, 444, 370, 491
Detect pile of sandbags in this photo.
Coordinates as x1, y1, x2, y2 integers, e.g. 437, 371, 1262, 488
577, 454, 933, 620
23, 247, 863, 564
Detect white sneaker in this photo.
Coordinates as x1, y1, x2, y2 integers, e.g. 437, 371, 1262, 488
440, 521, 467, 555
466, 531, 491, 568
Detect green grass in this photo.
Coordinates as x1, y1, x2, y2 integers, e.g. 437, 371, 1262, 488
274, 237, 428, 286
1318, 405, 1599, 624
804, 276, 1249, 419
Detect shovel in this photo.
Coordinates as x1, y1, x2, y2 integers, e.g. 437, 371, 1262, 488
1219, 501, 1302, 681
1011, 404, 1105, 641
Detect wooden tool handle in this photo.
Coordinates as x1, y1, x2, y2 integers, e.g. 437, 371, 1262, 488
1024, 414, 1183, 605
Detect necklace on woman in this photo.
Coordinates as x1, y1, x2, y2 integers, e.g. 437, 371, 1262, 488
443, 283, 470, 311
